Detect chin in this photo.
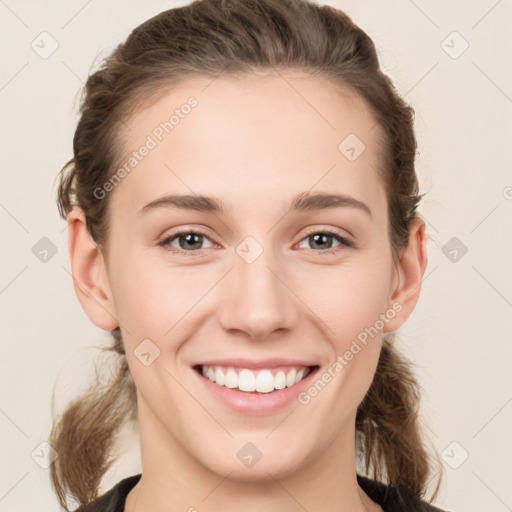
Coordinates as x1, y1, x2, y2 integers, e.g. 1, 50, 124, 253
212, 457, 302, 483
194, 437, 311, 483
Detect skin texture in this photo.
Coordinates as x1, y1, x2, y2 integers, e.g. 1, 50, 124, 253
67, 70, 427, 512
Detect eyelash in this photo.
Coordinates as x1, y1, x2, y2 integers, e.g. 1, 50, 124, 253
157, 227, 354, 256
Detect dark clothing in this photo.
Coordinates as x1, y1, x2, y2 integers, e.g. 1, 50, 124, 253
76, 473, 449, 512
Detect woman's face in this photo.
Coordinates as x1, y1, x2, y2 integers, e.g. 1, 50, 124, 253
86, 71, 419, 481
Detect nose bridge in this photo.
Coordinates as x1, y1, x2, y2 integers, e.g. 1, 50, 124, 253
218, 238, 298, 339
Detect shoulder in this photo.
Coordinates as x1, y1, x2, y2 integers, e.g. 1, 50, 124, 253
74, 474, 141, 512
357, 474, 450, 512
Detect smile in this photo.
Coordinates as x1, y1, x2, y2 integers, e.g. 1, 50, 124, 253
198, 364, 313, 393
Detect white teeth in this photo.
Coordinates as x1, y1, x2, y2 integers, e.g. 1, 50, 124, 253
214, 367, 225, 386
225, 369, 238, 388
200, 365, 311, 393
274, 371, 287, 390
255, 370, 274, 393
286, 368, 297, 387
238, 369, 256, 392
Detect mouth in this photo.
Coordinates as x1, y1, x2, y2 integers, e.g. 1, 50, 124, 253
193, 364, 319, 394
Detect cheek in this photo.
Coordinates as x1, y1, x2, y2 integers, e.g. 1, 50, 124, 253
293, 263, 390, 437
300, 258, 394, 344
108, 248, 200, 334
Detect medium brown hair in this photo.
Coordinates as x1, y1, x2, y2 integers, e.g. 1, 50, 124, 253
52, 0, 441, 509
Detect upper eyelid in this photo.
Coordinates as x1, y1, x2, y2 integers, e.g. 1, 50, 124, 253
300, 226, 352, 241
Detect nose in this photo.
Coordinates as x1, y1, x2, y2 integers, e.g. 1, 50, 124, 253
218, 246, 299, 341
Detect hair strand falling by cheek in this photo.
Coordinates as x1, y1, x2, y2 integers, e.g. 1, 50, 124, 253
49, 330, 137, 510
356, 336, 443, 503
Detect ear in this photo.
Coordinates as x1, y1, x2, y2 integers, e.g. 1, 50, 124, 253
383, 216, 428, 333
66, 207, 119, 331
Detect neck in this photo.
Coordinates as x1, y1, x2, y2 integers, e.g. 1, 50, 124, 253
126, 402, 375, 512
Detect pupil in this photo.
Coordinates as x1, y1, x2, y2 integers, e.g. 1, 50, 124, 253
182, 233, 202, 249
312, 233, 331, 249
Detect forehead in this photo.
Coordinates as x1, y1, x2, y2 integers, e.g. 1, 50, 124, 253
109, 71, 387, 218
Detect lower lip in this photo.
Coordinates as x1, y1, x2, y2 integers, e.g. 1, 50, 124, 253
193, 367, 319, 415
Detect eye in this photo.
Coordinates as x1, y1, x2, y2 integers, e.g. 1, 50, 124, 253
296, 229, 353, 253
158, 228, 353, 256
158, 229, 215, 254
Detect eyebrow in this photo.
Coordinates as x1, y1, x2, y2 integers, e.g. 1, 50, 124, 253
138, 191, 372, 218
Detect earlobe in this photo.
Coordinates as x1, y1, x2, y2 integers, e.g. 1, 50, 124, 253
67, 207, 119, 331
383, 217, 428, 333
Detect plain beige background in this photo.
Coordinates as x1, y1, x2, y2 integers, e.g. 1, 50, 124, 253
1, 1, 511, 511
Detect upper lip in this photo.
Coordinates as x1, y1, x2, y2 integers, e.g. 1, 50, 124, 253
193, 358, 317, 369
